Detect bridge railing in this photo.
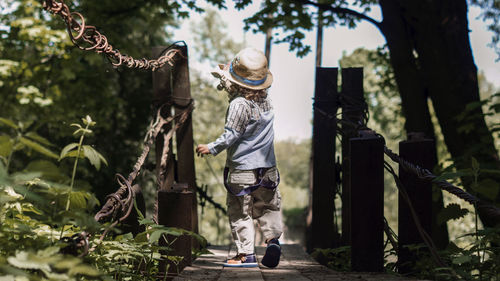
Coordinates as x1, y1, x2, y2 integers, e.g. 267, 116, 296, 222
309, 67, 500, 274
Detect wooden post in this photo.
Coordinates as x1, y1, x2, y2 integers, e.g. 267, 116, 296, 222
341, 67, 364, 246
350, 130, 384, 272
152, 46, 175, 193
153, 45, 196, 276
171, 45, 198, 235
157, 185, 193, 275
307, 67, 338, 252
398, 133, 435, 274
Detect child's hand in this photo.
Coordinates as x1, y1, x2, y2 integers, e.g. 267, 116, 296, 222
196, 144, 210, 157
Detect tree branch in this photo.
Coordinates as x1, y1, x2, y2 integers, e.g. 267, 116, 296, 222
296, 0, 383, 31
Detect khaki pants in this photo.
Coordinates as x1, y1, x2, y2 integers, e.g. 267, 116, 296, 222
226, 167, 283, 255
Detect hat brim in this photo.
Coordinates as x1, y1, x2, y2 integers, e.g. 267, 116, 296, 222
211, 63, 273, 90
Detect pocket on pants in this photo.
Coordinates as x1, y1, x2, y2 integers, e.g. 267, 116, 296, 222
229, 169, 257, 185
264, 167, 279, 184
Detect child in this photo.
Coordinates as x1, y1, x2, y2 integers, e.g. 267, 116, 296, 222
196, 47, 283, 268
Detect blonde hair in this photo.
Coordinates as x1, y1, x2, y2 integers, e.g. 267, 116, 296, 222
217, 77, 268, 101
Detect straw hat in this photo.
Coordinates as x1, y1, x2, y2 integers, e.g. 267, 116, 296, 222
211, 47, 273, 90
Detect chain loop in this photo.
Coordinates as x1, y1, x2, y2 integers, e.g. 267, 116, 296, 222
41, 0, 183, 71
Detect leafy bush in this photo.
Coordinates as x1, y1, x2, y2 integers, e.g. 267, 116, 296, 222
0, 116, 206, 280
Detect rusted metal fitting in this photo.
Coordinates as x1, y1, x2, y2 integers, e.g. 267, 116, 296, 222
407, 132, 426, 141
358, 129, 377, 138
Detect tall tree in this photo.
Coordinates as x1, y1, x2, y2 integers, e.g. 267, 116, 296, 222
240, 0, 500, 228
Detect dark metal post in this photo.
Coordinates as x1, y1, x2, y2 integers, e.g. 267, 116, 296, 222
398, 133, 435, 274
341, 67, 364, 246
307, 67, 338, 252
350, 130, 384, 272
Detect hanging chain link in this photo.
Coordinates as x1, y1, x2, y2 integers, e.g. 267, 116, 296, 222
41, 0, 184, 70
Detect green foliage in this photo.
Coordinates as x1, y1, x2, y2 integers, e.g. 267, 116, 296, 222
0, 118, 206, 280
437, 203, 470, 225
275, 140, 310, 189
311, 246, 351, 272
0, 0, 180, 201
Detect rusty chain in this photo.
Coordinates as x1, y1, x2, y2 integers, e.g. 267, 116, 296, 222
384, 147, 500, 222
41, 0, 184, 70
60, 101, 194, 255
314, 101, 500, 223
94, 101, 194, 227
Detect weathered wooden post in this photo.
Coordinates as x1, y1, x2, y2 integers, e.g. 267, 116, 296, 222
153, 45, 196, 276
398, 133, 435, 274
350, 130, 384, 272
341, 67, 364, 246
307, 67, 338, 252
171, 44, 198, 236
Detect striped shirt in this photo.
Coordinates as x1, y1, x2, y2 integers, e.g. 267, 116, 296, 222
207, 95, 276, 169
226, 96, 272, 133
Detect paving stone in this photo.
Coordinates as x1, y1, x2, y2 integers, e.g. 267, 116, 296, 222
174, 244, 429, 281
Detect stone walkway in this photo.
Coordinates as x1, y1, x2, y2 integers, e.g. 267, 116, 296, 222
173, 244, 428, 281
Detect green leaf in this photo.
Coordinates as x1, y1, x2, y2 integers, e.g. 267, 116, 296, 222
452, 255, 472, 265
52, 257, 80, 270
139, 218, 155, 225
437, 203, 469, 225
149, 230, 166, 243
72, 128, 92, 136
82, 145, 107, 170
24, 160, 66, 182
0, 135, 13, 157
64, 150, 84, 159
24, 132, 53, 147
0, 117, 19, 129
68, 264, 100, 277
19, 137, 58, 159
69, 191, 87, 209
471, 157, 479, 173
433, 169, 473, 182
7, 251, 51, 271
480, 169, 500, 176
471, 179, 500, 201
59, 143, 79, 160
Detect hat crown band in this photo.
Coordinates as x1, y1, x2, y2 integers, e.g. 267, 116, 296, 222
230, 63, 267, 86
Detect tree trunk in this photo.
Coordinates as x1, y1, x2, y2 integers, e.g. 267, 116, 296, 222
382, 0, 500, 227
408, 0, 500, 227
379, 0, 449, 248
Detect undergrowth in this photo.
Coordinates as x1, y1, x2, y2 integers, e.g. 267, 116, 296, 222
0, 116, 207, 280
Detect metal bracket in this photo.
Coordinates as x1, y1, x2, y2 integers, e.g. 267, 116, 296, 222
170, 182, 191, 193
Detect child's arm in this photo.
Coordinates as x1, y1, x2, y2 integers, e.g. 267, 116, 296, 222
199, 98, 251, 156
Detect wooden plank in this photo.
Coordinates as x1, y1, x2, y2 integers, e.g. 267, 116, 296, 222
398, 135, 435, 274
171, 44, 199, 235
340, 67, 364, 246
350, 132, 384, 272
308, 67, 338, 252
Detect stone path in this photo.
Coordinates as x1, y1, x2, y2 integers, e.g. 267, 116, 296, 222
173, 244, 428, 281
